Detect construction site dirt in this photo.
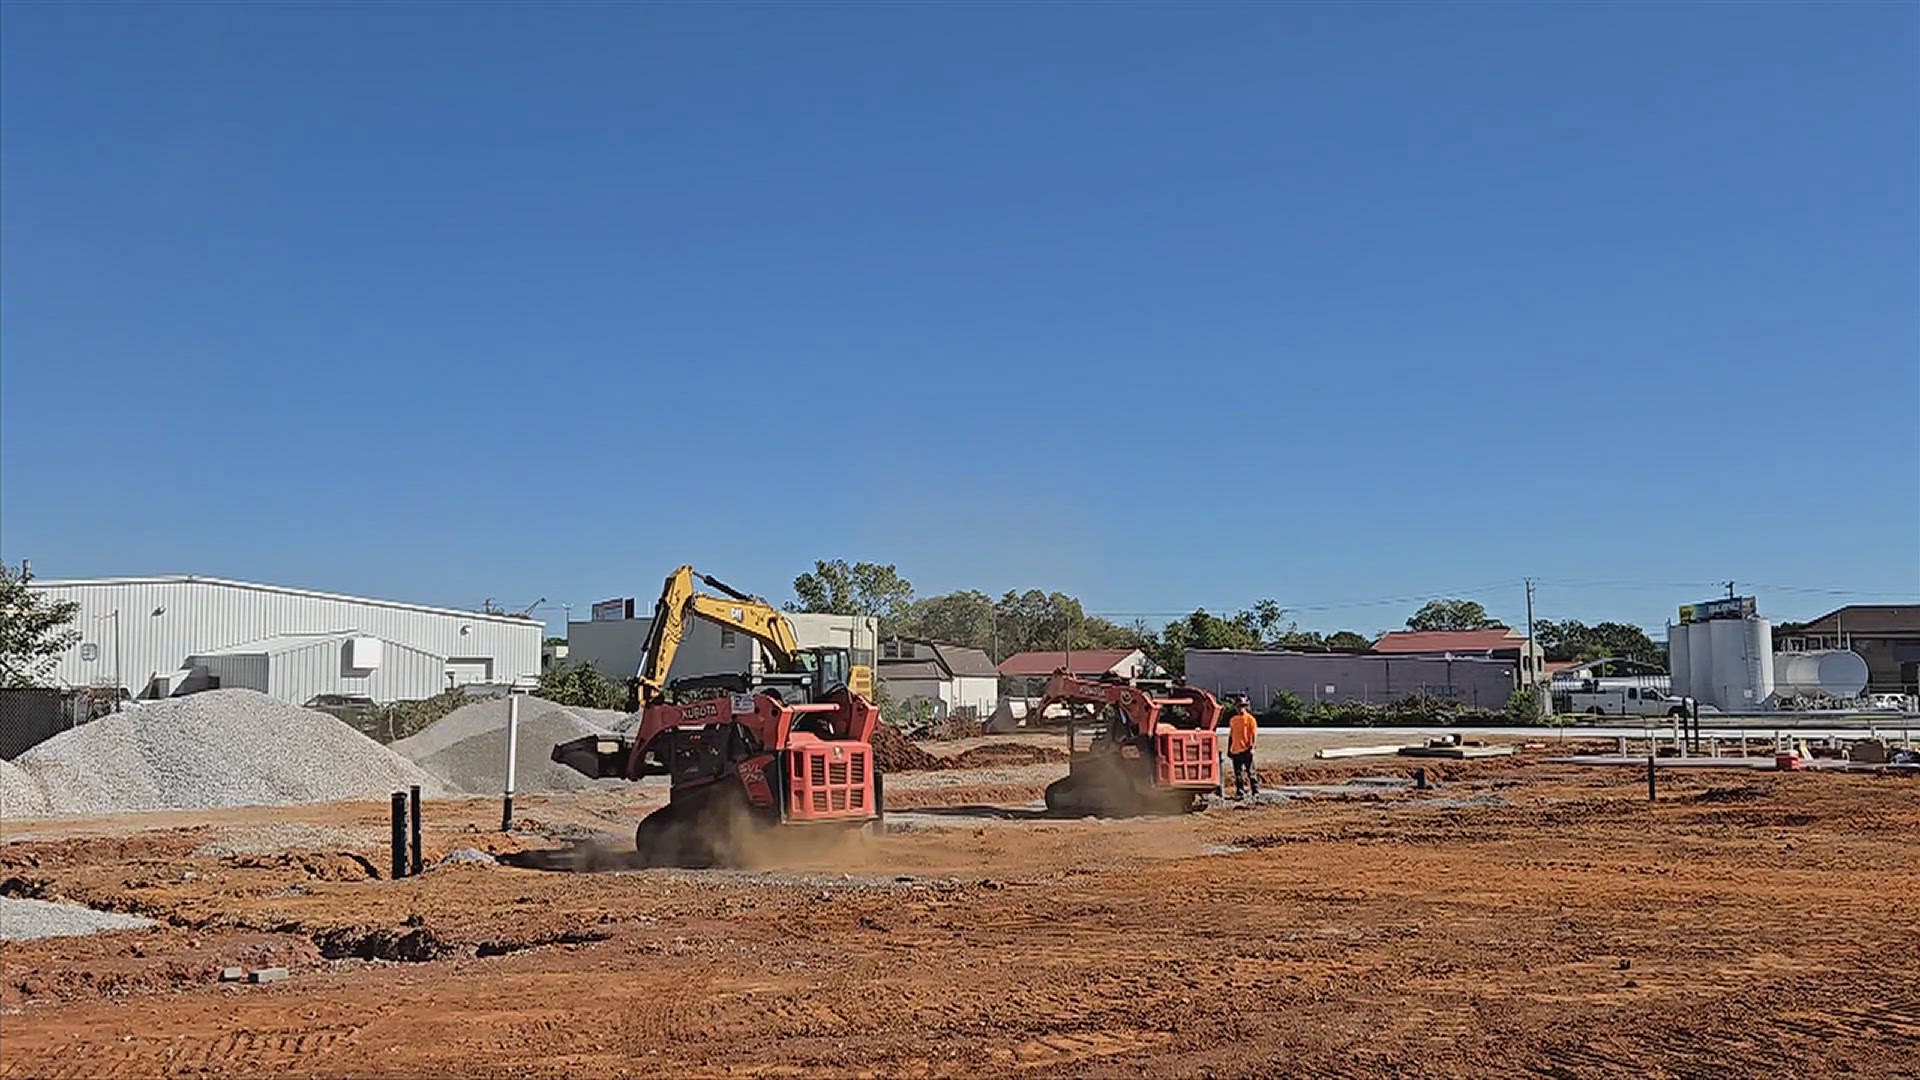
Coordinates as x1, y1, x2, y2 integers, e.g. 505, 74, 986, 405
3, 752, 1917, 1078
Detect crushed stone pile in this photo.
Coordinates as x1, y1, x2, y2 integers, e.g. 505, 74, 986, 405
871, 724, 943, 772
393, 697, 618, 795
14, 689, 442, 815
1, 758, 50, 817
0, 896, 156, 941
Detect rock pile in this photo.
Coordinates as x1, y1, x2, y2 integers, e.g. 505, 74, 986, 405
393, 697, 620, 794
1, 758, 49, 817
13, 690, 441, 815
0, 897, 156, 941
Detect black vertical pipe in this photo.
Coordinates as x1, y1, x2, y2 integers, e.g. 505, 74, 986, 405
1646, 755, 1657, 801
409, 785, 423, 876
1414, 767, 1428, 791
390, 791, 408, 879
501, 793, 514, 832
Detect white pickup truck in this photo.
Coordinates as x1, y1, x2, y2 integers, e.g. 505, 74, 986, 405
1566, 685, 1693, 717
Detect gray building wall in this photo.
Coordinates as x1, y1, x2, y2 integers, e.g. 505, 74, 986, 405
31, 577, 542, 700
1185, 650, 1518, 709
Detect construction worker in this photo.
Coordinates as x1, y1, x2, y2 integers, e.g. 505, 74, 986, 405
1228, 699, 1259, 799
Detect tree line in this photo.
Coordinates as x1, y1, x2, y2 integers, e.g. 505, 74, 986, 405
786, 560, 1657, 675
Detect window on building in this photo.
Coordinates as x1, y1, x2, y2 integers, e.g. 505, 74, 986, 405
720, 629, 736, 648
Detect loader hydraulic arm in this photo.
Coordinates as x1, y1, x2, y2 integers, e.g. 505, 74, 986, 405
1033, 671, 1221, 738
633, 565, 802, 704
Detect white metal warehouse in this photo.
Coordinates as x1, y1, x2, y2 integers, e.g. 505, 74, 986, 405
28, 576, 543, 706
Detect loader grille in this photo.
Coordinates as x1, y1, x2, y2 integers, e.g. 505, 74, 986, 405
1156, 730, 1219, 788
785, 743, 875, 822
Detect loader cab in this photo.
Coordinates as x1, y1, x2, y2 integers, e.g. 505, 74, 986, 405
793, 647, 852, 701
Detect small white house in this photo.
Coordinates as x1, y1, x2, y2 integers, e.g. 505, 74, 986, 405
877, 638, 1000, 719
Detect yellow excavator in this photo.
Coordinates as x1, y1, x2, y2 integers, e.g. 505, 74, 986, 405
552, 565, 881, 865
625, 565, 872, 709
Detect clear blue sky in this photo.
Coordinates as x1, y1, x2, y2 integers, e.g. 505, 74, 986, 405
3, 3, 1915, 638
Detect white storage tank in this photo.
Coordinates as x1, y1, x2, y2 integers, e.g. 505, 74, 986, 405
1686, 622, 1713, 708
1745, 617, 1775, 707
1667, 623, 1691, 699
1772, 650, 1869, 700
1708, 617, 1773, 711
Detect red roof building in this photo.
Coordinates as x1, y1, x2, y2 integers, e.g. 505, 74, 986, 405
1372, 627, 1546, 684
995, 648, 1156, 693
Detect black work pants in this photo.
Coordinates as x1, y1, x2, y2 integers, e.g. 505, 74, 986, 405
1230, 750, 1257, 796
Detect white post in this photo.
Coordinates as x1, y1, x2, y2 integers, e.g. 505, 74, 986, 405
501, 694, 521, 831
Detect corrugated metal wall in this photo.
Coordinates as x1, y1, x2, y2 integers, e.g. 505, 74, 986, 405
1185, 650, 1517, 709
265, 637, 448, 704
30, 578, 541, 700
195, 653, 271, 694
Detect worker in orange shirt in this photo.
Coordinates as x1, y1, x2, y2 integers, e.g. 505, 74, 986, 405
1227, 698, 1259, 799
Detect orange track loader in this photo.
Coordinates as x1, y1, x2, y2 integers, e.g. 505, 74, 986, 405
552, 566, 881, 865
1035, 671, 1222, 815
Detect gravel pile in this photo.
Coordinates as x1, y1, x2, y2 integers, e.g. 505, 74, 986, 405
393, 697, 616, 794
14, 690, 442, 815
1, 759, 50, 817
0, 897, 156, 941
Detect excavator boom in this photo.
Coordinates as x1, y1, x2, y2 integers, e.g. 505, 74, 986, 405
634, 566, 803, 702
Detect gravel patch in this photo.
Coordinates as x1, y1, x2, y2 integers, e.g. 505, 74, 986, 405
0, 897, 156, 941
394, 697, 617, 794
13, 690, 442, 815
1, 759, 50, 817
436, 847, 496, 866
193, 823, 385, 858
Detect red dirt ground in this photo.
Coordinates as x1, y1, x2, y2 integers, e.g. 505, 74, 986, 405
2, 755, 1917, 1077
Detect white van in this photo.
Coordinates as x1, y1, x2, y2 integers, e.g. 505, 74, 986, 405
1566, 685, 1691, 717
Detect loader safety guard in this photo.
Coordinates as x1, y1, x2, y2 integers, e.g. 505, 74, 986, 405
1155, 729, 1219, 788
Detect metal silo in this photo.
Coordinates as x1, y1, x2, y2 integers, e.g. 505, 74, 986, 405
1687, 621, 1714, 708
1745, 617, 1775, 707
1708, 618, 1744, 710
1667, 623, 1691, 699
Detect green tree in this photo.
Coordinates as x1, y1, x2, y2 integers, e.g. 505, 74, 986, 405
535, 662, 629, 710
1325, 630, 1372, 651
1406, 599, 1500, 632
1153, 609, 1261, 676
0, 561, 80, 688
1534, 619, 1660, 664
788, 560, 915, 628
893, 590, 997, 655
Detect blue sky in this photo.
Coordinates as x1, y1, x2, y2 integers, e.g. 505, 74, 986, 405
3, 3, 1915, 637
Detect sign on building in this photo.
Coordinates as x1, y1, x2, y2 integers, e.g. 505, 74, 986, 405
1678, 596, 1757, 623
591, 598, 635, 622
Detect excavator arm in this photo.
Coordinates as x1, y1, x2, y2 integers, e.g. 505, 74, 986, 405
634, 565, 801, 704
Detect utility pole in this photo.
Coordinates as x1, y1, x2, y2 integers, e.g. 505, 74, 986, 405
1725, 580, 1736, 599
1523, 579, 1537, 690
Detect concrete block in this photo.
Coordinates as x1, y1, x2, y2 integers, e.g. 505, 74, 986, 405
248, 967, 289, 984
218, 967, 245, 982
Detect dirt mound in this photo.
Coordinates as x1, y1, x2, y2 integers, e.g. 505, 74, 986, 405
946, 744, 1067, 768
870, 725, 942, 772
